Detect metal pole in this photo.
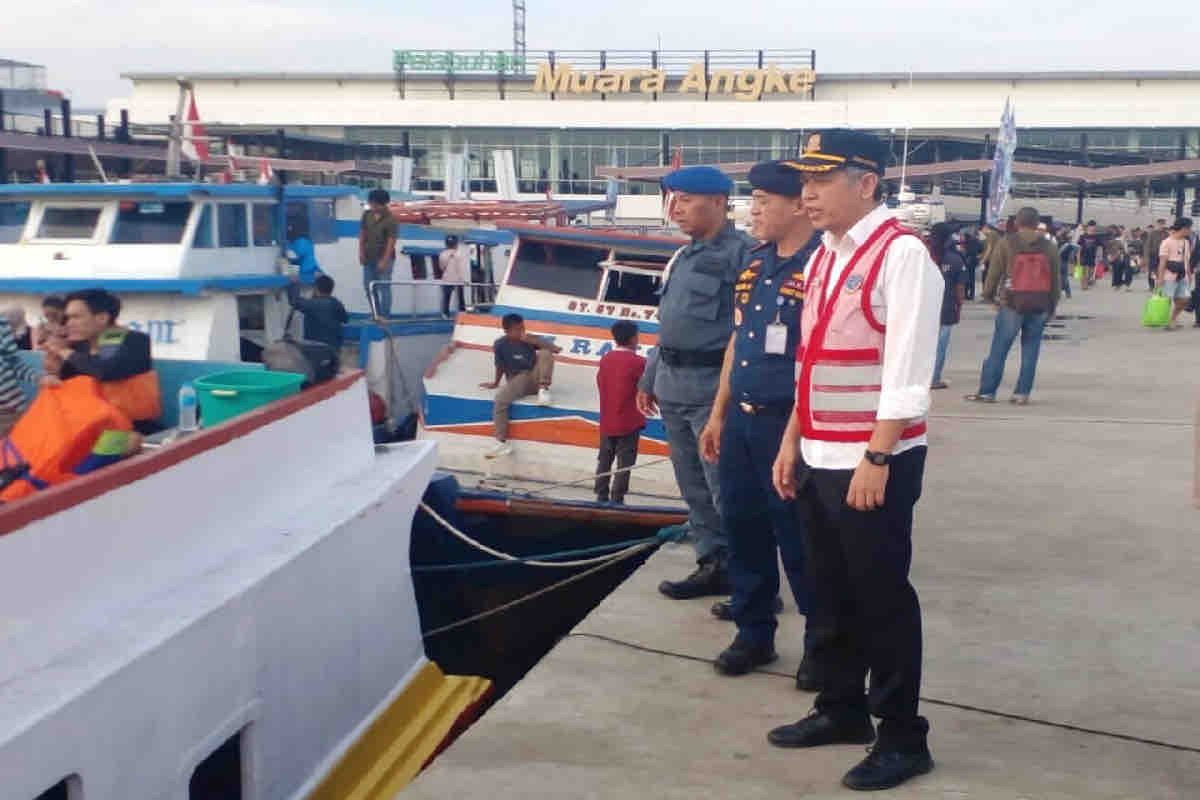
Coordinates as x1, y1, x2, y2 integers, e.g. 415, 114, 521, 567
60, 98, 75, 182
1076, 185, 1085, 225
0, 91, 6, 183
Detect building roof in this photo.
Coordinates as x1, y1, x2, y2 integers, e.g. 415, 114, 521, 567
120, 69, 1200, 83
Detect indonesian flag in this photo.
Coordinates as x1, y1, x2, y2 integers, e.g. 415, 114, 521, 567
257, 158, 274, 185
36, 161, 50, 184
180, 90, 210, 163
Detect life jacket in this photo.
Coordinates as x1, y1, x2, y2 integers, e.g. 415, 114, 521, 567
0, 376, 132, 502
795, 217, 927, 444
1006, 234, 1054, 314
100, 369, 162, 422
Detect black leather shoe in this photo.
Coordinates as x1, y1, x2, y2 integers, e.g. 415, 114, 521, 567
713, 639, 777, 676
841, 745, 933, 791
767, 711, 875, 749
794, 656, 819, 692
709, 595, 784, 621
658, 558, 731, 599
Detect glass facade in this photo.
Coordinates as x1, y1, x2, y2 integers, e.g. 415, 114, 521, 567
337, 124, 1200, 205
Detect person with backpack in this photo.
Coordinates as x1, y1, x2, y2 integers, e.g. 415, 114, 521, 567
965, 206, 1061, 405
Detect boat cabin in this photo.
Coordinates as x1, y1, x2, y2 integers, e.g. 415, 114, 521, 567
0, 183, 365, 362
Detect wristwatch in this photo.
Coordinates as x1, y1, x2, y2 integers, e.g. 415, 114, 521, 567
863, 449, 893, 466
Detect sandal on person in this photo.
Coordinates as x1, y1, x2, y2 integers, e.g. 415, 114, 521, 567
931, 381, 949, 390
1010, 395, 1030, 405
963, 393, 996, 403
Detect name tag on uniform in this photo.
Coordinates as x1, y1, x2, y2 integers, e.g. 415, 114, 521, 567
764, 322, 788, 355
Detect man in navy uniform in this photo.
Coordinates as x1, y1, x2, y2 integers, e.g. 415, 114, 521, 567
698, 161, 821, 686
638, 166, 755, 599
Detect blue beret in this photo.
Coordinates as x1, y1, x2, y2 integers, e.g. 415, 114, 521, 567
661, 165, 733, 195
748, 160, 805, 197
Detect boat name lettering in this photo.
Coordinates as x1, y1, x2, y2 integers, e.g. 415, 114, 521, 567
565, 299, 658, 320
533, 63, 816, 101
124, 319, 182, 344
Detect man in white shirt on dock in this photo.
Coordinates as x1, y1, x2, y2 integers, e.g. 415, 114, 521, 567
769, 130, 943, 792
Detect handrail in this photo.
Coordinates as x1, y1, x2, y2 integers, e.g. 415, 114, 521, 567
366, 279, 500, 320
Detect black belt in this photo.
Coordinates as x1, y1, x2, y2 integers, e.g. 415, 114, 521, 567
660, 347, 726, 368
737, 401, 792, 416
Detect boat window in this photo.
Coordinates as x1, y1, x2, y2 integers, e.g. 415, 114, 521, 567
189, 729, 243, 800
33, 775, 78, 800
217, 204, 249, 248
603, 269, 662, 307
508, 239, 604, 299
252, 203, 278, 247
35, 207, 101, 240
308, 199, 337, 244
193, 204, 214, 249
0, 201, 30, 243
110, 200, 192, 244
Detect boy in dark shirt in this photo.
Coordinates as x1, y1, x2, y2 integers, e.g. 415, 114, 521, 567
594, 321, 646, 503
479, 313, 561, 458
286, 275, 349, 353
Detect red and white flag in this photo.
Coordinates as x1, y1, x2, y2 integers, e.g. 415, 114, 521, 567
36, 161, 50, 184
180, 90, 210, 163
257, 158, 274, 185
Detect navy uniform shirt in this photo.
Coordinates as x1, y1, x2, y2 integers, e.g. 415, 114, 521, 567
729, 232, 823, 407
656, 223, 755, 352
641, 223, 755, 405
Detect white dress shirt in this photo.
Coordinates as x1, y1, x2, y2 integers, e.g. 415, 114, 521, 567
801, 204, 943, 470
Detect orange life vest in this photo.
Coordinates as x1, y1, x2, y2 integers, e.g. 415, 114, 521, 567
0, 376, 132, 502
100, 370, 162, 422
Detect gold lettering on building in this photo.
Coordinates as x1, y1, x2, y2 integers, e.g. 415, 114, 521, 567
534, 62, 815, 99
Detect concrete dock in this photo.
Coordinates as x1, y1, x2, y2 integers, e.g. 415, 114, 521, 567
404, 283, 1200, 799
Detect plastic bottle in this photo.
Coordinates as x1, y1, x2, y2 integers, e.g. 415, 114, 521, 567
178, 383, 198, 432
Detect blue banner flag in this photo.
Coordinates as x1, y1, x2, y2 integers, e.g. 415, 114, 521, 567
986, 99, 1016, 227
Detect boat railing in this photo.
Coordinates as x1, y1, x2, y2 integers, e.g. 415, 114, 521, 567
367, 279, 500, 321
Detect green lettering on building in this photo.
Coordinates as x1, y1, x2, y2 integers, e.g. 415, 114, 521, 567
393, 50, 528, 74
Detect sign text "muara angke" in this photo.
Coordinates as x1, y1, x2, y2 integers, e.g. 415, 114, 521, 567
534, 62, 816, 101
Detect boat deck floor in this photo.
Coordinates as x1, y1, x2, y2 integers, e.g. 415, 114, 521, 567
403, 287, 1200, 799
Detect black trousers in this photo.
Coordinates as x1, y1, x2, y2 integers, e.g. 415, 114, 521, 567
595, 431, 640, 502
441, 284, 465, 315
794, 446, 929, 751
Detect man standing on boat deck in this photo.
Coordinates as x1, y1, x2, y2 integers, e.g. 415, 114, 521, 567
769, 130, 942, 792
360, 189, 397, 318
637, 166, 754, 600
696, 161, 821, 687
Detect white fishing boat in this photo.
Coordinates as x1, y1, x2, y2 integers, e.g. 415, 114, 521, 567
421, 222, 689, 501
0, 370, 491, 800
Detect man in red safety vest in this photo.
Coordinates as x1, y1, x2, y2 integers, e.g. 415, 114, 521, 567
769, 130, 943, 792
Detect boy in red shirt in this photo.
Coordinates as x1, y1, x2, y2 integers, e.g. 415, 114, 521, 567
594, 320, 646, 504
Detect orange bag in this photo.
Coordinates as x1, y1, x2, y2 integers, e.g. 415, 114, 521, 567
100, 370, 162, 422
0, 376, 132, 502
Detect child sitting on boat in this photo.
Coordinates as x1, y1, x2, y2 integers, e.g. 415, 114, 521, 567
479, 313, 562, 459
594, 321, 646, 504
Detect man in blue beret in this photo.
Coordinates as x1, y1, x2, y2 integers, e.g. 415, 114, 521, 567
770, 129, 942, 791
638, 165, 755, 599
696, 160, 822, 686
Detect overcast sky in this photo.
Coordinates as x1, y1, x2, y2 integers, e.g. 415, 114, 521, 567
5, 0, 1180, 109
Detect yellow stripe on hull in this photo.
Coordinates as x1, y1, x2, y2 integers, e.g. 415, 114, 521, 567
307, 662, 491, 800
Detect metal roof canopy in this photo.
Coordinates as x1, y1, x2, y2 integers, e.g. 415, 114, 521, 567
596, 158, 1200, 188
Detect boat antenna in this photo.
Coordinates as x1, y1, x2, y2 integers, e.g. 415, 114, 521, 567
898, 69, 913, 193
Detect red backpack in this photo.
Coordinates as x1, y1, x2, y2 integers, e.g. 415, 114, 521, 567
1007, 235, 1054, 314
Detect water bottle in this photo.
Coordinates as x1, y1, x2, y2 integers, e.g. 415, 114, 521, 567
178, 383, 198, 432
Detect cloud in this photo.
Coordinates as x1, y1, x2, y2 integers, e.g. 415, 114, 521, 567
4, 0, 1182, 108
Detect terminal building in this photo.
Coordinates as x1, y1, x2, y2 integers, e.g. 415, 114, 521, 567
98, 50, 1200, 224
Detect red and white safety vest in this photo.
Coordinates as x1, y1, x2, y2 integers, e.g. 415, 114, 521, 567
795, 217, 927, 444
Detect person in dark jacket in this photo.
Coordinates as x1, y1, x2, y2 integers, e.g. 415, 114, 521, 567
286, 275, 348, 353
930, 225, 966, 390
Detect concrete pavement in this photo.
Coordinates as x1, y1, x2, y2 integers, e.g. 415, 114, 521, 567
403, 284, 1200, 799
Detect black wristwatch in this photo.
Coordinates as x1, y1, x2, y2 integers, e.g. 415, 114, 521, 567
864, 449, 893, 466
